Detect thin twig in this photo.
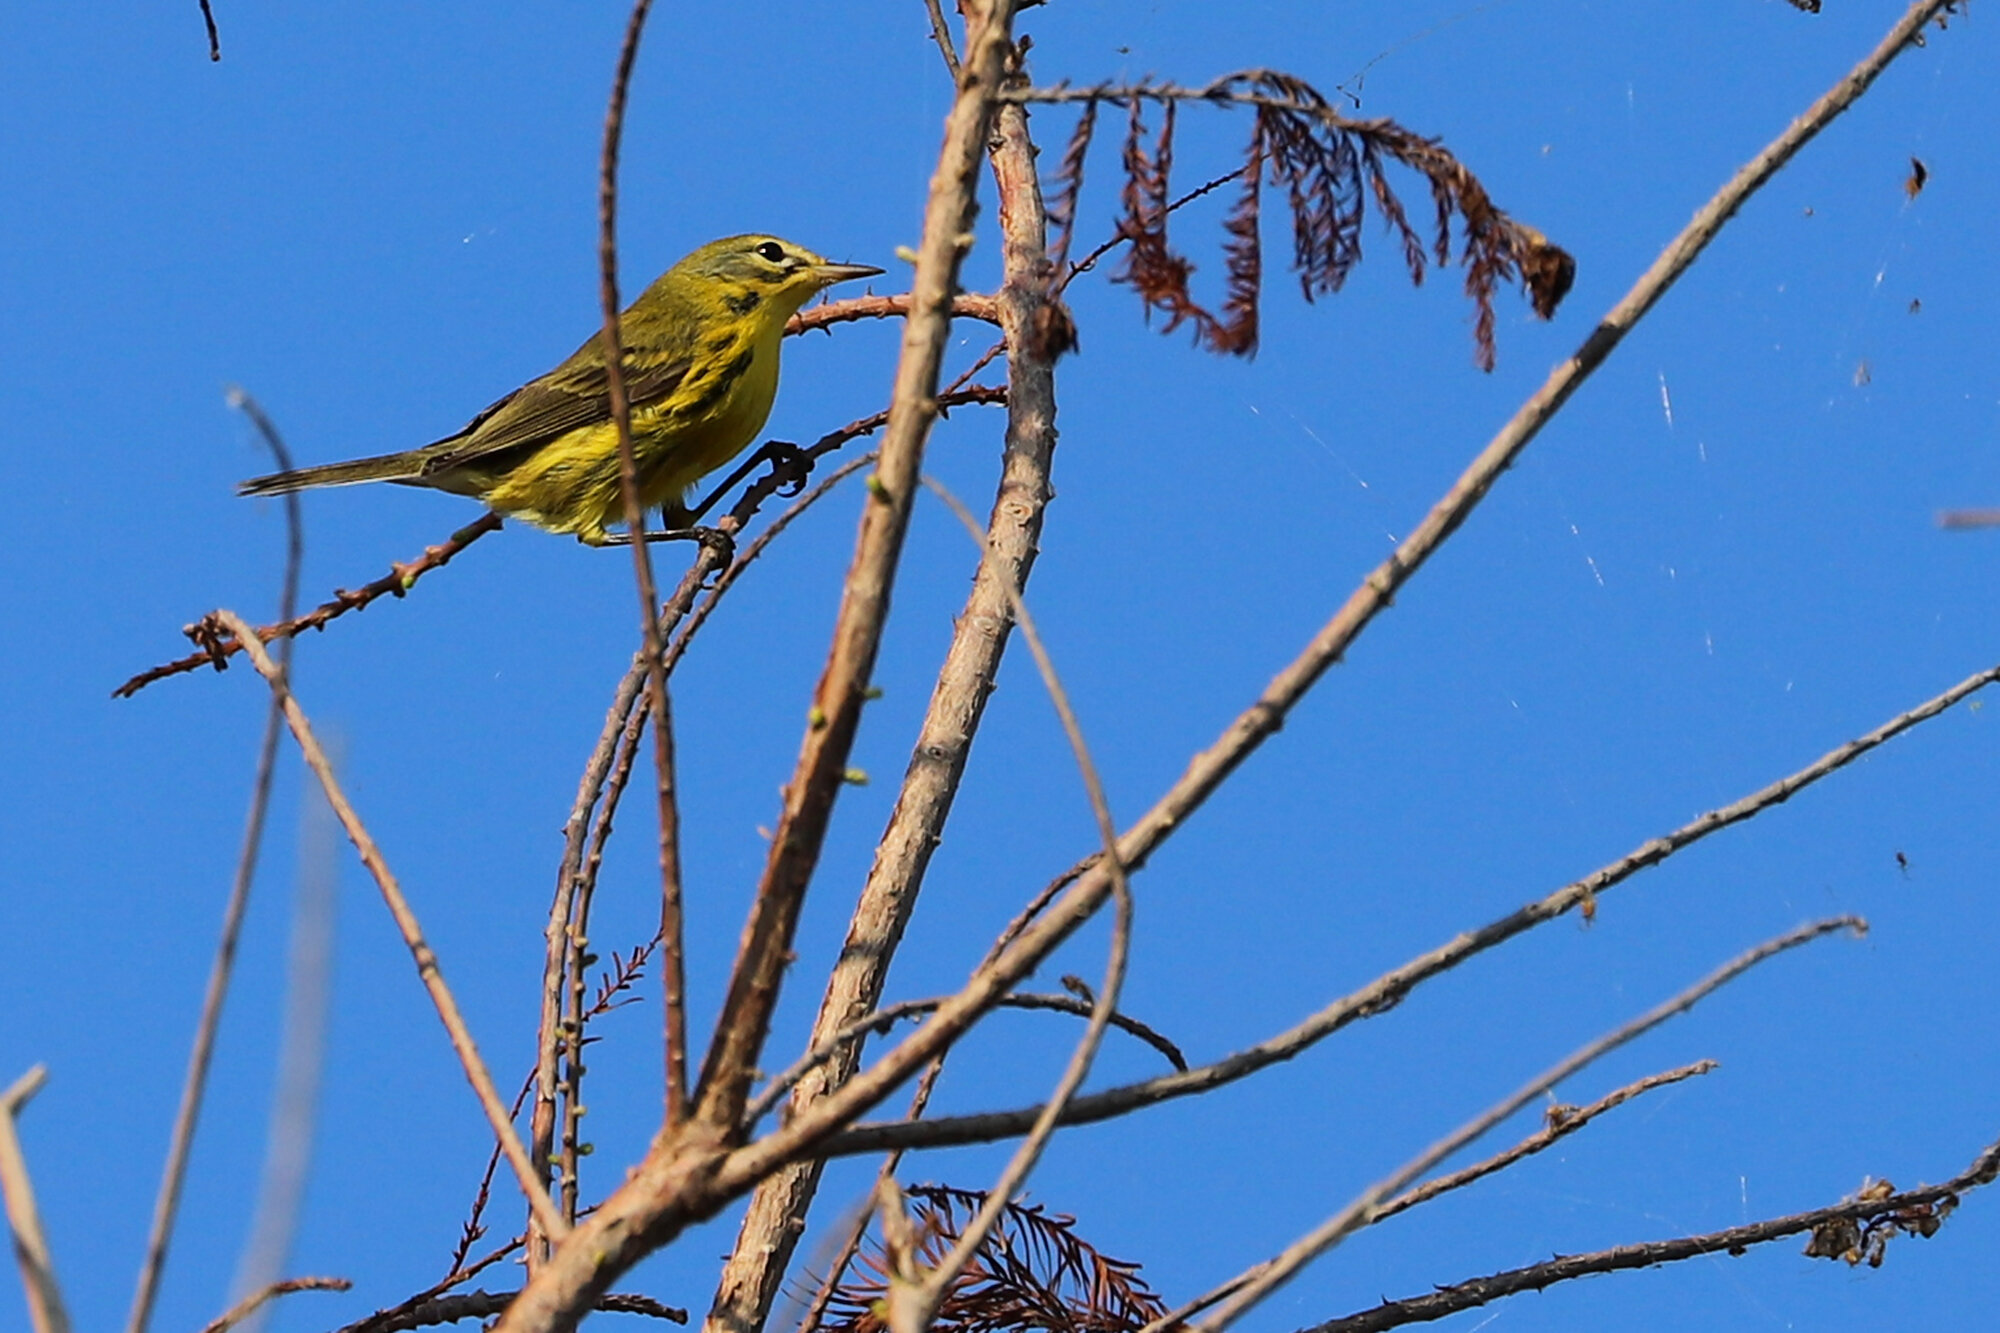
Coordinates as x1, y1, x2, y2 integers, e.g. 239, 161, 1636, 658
211, 609, 566, 1243
114, 512, 502, 698
450, 1074, 536, 1280
907, 474, 1133, 1323
195, 1277, 351, 1333
1305, 1140, 2000, 1333
1189, 918, 1866, 1333
822, 654, 2000, 1157
1158, 1060, 1718, 1329
592, 0, 689, 1148
747, 990, 1185, 1125
733, 0, 1967, 1178
0, 1067, 67, 1333
1938, 507, 2000, 529
127, 392, 304, 1333
534, 548, 728, 1235
336, 1290, 688, 1333
196, 0, 220, 60
791, 293, 999, 335
923, 0, 962, 75
1059, 165, 1247, 291
1380, 1060, 1717, 1221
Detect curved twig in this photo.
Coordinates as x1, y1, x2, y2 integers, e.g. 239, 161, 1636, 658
195, 1277, 350, 1333
212, 609, 566, 1244
747, 990, 1185, 1126
127, 392, 303, 1333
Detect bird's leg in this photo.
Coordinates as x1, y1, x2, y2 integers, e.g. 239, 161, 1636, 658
677, 439, 812, 527
596, 440, 808, 556
597, 518, 736, 569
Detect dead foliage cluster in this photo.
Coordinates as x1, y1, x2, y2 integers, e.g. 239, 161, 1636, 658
1041, 69, 1576, 368
818, 1186, 1167, 1333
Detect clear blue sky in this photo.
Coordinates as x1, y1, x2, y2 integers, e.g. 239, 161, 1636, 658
5, 3, 1998, 1331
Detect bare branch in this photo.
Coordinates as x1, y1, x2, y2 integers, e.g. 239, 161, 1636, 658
1380, 1060, 1717, 1222
1304, 1148, 1998, 1333
749, 991, 1186, 1125
923, 0, 962, 75
195, 1277, 351, 1333
114, 513, 503, 698
210, 610, 566, 1243
591, 0, 690, 1154
738, 0, 1967, 1178
336, 1290, 688, 1333
822, 654, 2000, 1157
1190, 918, 1865, 1333
0, 1067, 67, 1333
1156, 1061, 1719, 1330
196, 0, 219, 60
907, 474, 1133, 1317
702, 62, 1056, 1333
789, 292, 999, 335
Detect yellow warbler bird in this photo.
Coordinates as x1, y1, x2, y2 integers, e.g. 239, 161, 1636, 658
240, 234, 882, 544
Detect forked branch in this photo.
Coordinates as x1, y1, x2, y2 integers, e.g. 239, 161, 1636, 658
1306, 1148, 1995, 1333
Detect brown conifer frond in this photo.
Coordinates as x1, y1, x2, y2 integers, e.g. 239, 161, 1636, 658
1210, 114, 1264, 355
1115, 98, 1216, 345
817, 1185, 1167, 1333
1016, 68, 1575, 368
1047, 99, 1099, 275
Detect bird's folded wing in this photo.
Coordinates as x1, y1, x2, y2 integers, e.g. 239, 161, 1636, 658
419, 354, 694, 475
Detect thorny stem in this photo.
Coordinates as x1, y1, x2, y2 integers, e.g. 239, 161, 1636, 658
113, 513, 502, 699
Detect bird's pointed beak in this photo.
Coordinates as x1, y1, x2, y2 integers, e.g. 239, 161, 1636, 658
814, 261, 886, 286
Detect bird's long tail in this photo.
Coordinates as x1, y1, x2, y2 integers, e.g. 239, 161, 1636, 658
239, 450, 429, 497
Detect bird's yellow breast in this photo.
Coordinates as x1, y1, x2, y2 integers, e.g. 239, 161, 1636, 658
480, 323, 782, 542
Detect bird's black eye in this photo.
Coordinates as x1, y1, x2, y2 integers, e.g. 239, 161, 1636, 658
756, 241, 787, 264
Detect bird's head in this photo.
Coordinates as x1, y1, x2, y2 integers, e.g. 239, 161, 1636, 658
673, 234, 884, 322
